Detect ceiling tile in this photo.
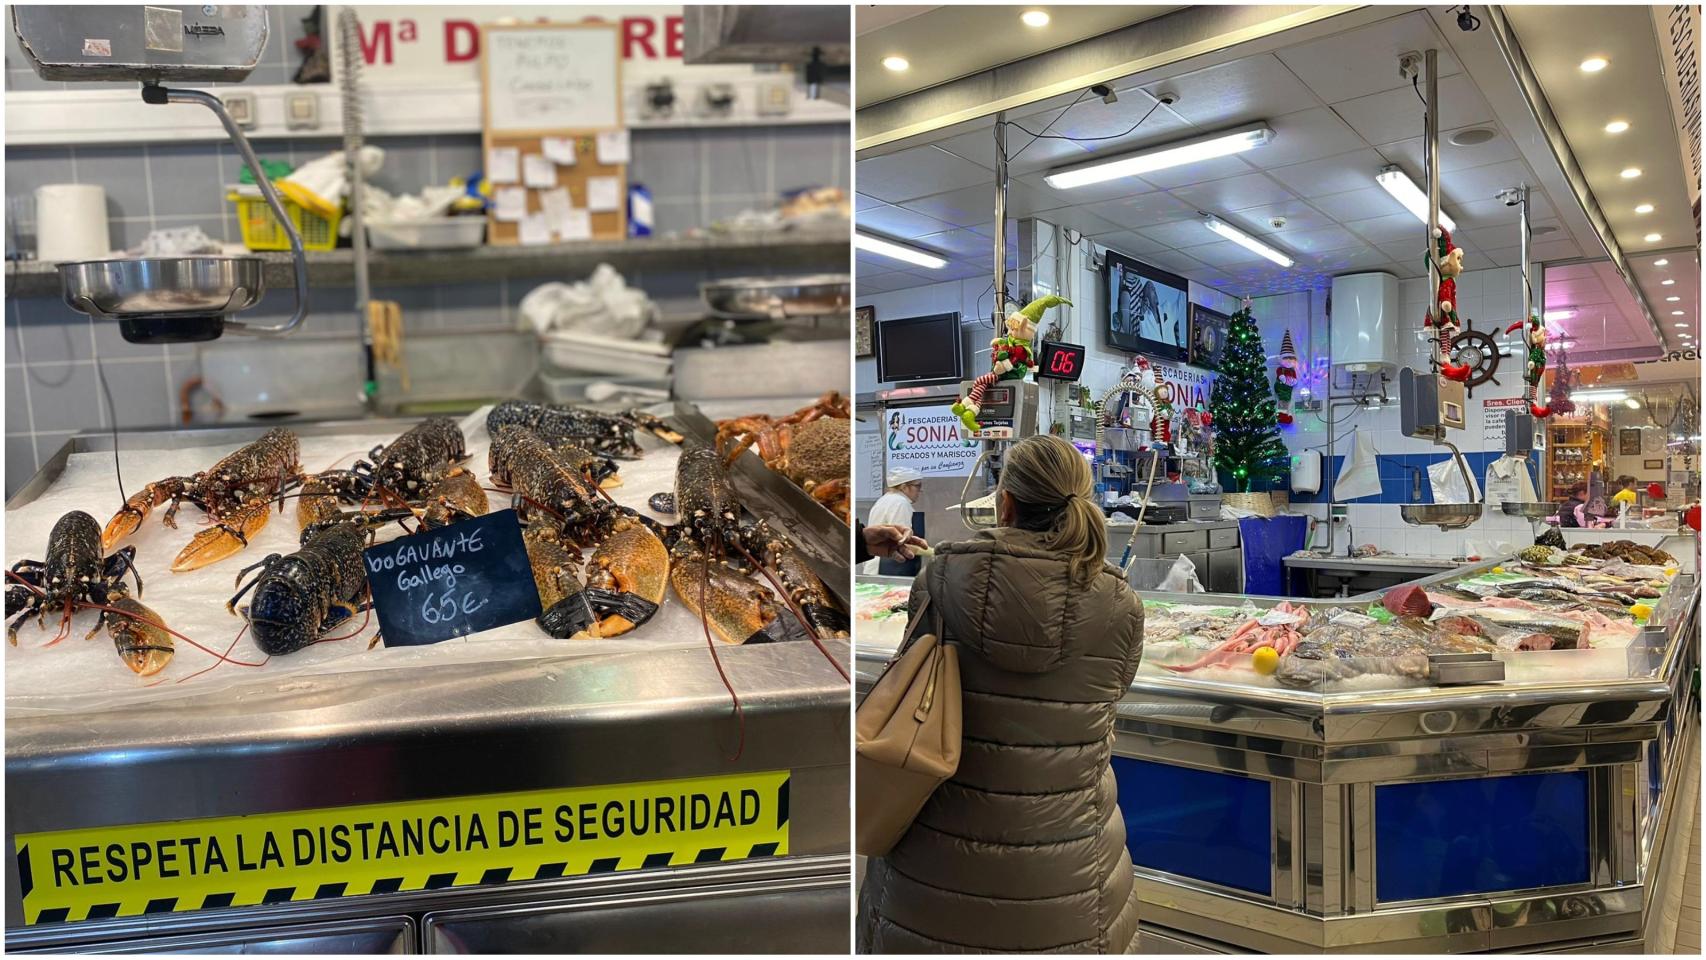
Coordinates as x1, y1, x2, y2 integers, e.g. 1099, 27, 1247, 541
1333, 73, 1495, 149
1168, 172, 1296, 212
1245, 108, 1368, 169
1226, 198, 1339, 234
1275, 10, 1462, 104
903, 181, 1046, 227
1132, 248, 1212, 277
1437, 160, 1538, 208
1035, 205, 1125, 237
1093, 190, 1201, 225
856, 192, 886, 212
1268, 223, 1365, 253
934, 123, 1095, 174
1346, 211, 1431, 246
1131, 153, 1256, 190
1134, 53, 1319, 128
1176, 239, 1270, 269
1092, 229, 1172, 256
913, 228, 993, 259
963, 219, 1019, 242
856, 203, 961, 240
856, 145, 999, 203
1267, 148, 1389, 198
1452, 194, 1558, 229
1308, 186, 1408, 221
1378, 124, 1523, 176
856, 273, 912, 295
1530, 237, 1585, 262
1136, 217, 1216, 247
1479, 245, 1522, 268
1039, 88, 1196, 146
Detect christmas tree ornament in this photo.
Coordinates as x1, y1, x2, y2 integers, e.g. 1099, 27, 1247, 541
1208, 304, 1289, 492
1273, 328, 1299, 425
1546, 339, 1576, 416
952, 294, 1070, 432
1505, 313, 1552, 418
1430, 228, 1473, 382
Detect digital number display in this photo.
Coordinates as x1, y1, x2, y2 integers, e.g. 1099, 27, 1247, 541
981, 385, 1015, 418
1038, 340, 1086, 381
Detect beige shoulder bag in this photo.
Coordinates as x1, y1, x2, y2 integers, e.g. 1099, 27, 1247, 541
854, 568, 961, 857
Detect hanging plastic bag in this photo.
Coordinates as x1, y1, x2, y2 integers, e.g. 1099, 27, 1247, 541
1428, 453, 1481, 504
1483, 455, 1537, 505
1156, 553, 1204, 593
1334, 428, 1382, 500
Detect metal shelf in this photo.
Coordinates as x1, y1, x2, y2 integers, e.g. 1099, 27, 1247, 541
3, 228, 850, 299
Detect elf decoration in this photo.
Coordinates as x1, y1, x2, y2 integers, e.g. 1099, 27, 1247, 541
1273, 329, 1299, 425
1505, 312, 1552, 418
952, 294, 1070, 431
1208, 302, 1289, 492
1427, 228, 1473, 382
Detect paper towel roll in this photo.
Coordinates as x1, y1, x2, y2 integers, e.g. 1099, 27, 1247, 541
35, 184, 110, 262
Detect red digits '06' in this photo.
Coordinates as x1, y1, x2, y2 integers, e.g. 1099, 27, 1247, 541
1050, 349, 1076, 375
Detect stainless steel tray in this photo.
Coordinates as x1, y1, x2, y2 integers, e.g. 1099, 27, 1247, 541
700, 275, 850, 321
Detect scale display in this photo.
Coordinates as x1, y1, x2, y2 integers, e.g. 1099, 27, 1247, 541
959, 379, 1038, 441
1037, 340, 1086, 382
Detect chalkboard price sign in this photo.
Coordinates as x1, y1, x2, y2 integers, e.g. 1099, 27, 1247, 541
364, 509, 542, 647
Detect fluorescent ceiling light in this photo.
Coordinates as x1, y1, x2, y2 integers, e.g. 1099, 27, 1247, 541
855, 231, 946, 269
1654, 258, 1669, 266
1667, 296, 1681, 302
1636, 203, 1654, 214
1021, 10, 1050, 27
1662, 278, 1676, 285
1375, 167, 1457, 232
1580, 56, 1609, 72
1621, 167, 1642, 179
1570, 389, 1628, 403
1604, 120, 1630, 134
1043, 123, 1273, 189
1542, 309, 1575, 322
882, 56, 909, 71
1202, 215, 1294, 267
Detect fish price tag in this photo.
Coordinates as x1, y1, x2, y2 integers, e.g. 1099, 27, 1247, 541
364, 509, 541, 646
1256, 609, 1302, 627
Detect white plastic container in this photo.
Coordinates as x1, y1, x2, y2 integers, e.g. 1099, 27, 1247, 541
1330, 272, 1399, 374
365, 217, 485, 250
541, 330, 673, 379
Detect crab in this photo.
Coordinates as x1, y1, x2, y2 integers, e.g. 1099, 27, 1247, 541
715, 392, 851, 523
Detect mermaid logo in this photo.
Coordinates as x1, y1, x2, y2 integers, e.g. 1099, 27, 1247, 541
887, 411, 904, 450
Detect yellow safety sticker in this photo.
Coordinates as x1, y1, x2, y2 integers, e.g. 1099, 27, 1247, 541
15, 769, 790, 925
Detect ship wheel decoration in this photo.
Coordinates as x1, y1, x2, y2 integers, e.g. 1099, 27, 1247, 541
1448, 317, 1501, 394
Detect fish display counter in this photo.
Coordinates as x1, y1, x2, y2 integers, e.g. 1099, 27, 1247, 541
5, 401, 851, 954
853, 541, 1699, 953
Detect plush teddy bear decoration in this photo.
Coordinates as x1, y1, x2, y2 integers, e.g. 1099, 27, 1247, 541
1429, 227, 1472, 382
952, 294, 1070, 432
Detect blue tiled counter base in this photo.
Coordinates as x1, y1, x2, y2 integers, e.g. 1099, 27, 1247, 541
1374, 770, 1590, 902
1112, 756, 1272, 896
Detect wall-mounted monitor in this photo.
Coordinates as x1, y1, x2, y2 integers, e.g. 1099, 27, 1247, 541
1188, 304, 1230, 369
1105, 249, 1189, 361
875, 312, 964, 384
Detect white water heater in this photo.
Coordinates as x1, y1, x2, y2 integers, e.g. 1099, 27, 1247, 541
1330, 272, 1399, 374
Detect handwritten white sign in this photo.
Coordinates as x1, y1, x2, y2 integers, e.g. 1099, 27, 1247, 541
484, 26, 620, 133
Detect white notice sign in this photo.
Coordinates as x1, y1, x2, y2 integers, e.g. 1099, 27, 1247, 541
1482, 397, 1528, 450
883, 404, 982, 479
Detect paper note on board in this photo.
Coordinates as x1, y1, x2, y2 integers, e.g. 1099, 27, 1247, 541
595, 130, 630, 165
542, 137, 577, 165
518, 213, 552, 246
557, 208, 592, 242
587, 176, 621, 213
522, 154, 557, 188
493, 187, 527, 222
539, 188, 575, 237
487, 147, 520, 184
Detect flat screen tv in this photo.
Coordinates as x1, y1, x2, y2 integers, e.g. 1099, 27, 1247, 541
1105, 250, 1190, 360
876, 312, 964, 384
1189, 304, 1230, 369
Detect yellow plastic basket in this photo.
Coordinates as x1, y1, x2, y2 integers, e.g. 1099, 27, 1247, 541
226, 190, 341, 252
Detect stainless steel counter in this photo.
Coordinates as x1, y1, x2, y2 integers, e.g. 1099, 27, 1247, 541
6, 410, 851, 953
854, 562, 1701, 953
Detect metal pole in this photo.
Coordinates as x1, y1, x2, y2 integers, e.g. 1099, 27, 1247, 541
993, 113, 1008, 327
1517, 185, 1531, 316
1425, 48, 1440, 328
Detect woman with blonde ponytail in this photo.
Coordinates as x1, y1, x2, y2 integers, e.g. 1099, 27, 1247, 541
858, 434, 1146, 954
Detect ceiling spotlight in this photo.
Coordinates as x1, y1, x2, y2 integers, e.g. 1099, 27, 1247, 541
1375, 166, 1457, 231
882, 56, 909, 72
1044, 122, 1273, 189
1663, 278, 1676, 285
1580, 56, 1609, 73
1021, 10, 1050, 28
1673, 312, 1686, 317
855, 231, 946, 269
1202, 215, 1294, 267
1668, 296, 1681, 302
1625, 397, 1642, 410
1604, 120, 1630, 134
1645, 232, 1663, 242
1654, 258, 1670, 266
1620, 167, 1642, 179
1636, 203, 1655, 214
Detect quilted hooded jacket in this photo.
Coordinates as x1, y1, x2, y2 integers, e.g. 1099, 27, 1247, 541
856, 527, 1146, 953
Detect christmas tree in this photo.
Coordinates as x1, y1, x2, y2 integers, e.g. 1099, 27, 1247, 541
1209, 304, 1289, 492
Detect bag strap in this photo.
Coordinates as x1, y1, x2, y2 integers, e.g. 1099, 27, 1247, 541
893, 563, 948, 662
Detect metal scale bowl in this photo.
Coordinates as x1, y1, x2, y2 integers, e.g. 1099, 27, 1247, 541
14, 5, 306, 343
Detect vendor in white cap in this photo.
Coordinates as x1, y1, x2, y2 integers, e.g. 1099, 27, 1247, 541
865, 466, 925, 575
